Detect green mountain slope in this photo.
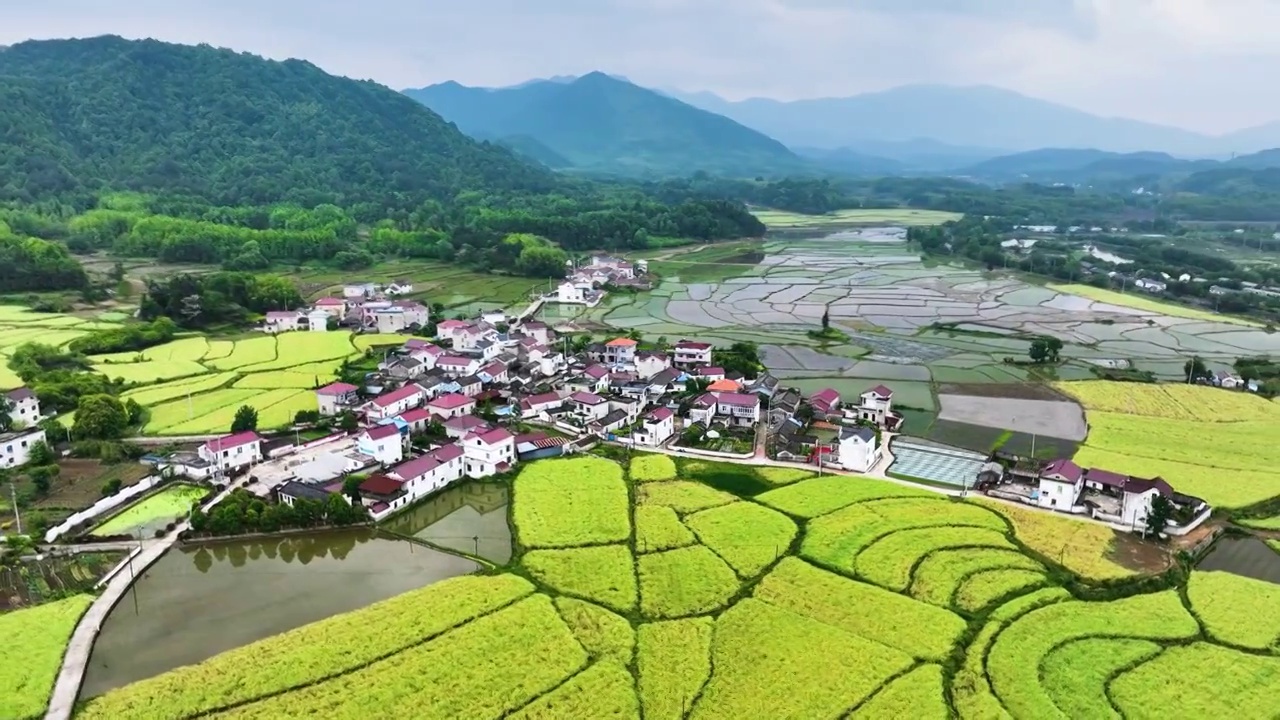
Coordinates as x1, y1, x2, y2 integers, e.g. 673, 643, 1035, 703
404, 73, 808, 177
0, 35, 555, 207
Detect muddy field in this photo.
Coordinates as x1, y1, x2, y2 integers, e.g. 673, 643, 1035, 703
937, 394, 1088, 441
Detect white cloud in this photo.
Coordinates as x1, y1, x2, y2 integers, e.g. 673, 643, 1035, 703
0, 0, 1276, 133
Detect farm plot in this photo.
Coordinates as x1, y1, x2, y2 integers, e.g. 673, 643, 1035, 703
147, 388, 312, 435
91, 483, 206, 538
513, 457, 630, 548
120, 373, 237, 406
0, 594, 95, 720
78, 454, 1268, 718
936, 394, 1086, 441
93, 359, 208, 384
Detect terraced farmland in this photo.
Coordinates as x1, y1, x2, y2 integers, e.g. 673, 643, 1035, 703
72, 455, 1275, 719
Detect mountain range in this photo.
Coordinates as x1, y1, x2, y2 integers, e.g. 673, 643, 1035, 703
667, 84, 1280, 159
404, 73, 809, 177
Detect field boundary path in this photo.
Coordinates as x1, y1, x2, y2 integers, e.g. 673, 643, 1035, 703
44, 482, 240, 720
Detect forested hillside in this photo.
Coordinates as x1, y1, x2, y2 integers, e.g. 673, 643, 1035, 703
405, 73, 808, 177
0, 36, 556, 211
0, 37, 765, 284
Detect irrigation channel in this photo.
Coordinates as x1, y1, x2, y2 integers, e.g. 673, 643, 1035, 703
78, 482, 511, 700
1196, 536, 1280, 585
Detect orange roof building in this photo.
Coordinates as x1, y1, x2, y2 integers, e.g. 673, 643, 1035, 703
606, 337, 638, 346
707, 378, 742, 392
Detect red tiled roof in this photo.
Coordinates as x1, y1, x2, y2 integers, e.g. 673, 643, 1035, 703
514, 431, 550, 445
692, 392, 718, 408
469, 427, 514, 445
317, 382, 359, 396
810, 388, 841, 411
5, 387, 35, 401
202, 431, 261, 453
1124, 477, 1174, 497
1043, 458, 1083, 483
398, 408, 431, 424
481, 362, 507, 376
584, 364, 610, 379
432, 443, 465, 462
359, 474, 405, 496
314, 297, 345, 305
694, 366, 726, 376
676, 340, 713, 350
864, 384, 894, 398
525, 392, 563, 406
438, 355, 475, 367
429, 393, 475, 410
714, 392, 760, 408
645, 407, 674, 422
373, 384, 422, 408
606, 338, 638, 346
1085, 468, 1128, 488
444, 415, 489, 431
571, 391, 606, 405
437, 320, 469, 329
363, 424, 400, 440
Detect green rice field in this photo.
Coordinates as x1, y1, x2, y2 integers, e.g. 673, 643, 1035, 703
91, 484, 207, 538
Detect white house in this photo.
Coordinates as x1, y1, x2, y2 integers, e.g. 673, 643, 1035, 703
848, 385, 894, 427
463, 427, 516, 477
370, 307, 407, 334
1119, 477, 1177, 528
634, 352, 671, 380
390, 444, 466, 498
836, 426, 880, 473
518, 391, 565, 419
712, 392, 761, 426
1037, 458, 1084, 511
520, 321, 551, 345
1212, 370, 1243, 390
1134, 278, 1167, 293
408, 344, 445, 371
437, 355, 480, 378
634, 407, 675, 446
263, 311, 306, 333
426, 393, 477, 420
312, 297, 347, 318
391, 301, 430, 328
367, 384, 425, 421
444, 415, 490, 439
358, 424, 404, 466
479, 361, 509, 385
197, 431, 263, 473
4, 387, 41, 427
315, 382, 360, 416
604, 338, 639, 365
674, 340, 713, 366
435, 319, 471, 344
307, 309, 331, 332
0, 428, 46, 468
688, 393, 718, 426
385, 280, 414, 296
555, 280, 595, 304
570, 391, 610, 421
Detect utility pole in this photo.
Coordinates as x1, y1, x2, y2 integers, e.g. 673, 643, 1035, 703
9, 480, 22, 536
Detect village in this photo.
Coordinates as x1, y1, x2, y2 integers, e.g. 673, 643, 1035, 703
0, 254, 1183, 539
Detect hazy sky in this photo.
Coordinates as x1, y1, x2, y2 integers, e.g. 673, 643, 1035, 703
3, 0, 1277, 134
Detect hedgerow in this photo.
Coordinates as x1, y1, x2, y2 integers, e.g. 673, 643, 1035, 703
629, 453, 677, 483
801, 497, 1007, 576
0, 594, 93, 720
986, 592, 1199, 719
212, 595, 586, 719
508, 660, 640, 720
79, 575, 535, 719
553, 597, 635, 665
1041, 638, 1162, 719
756, 476, 934, 518
684, 502, 797, 578
909, 547, 1043, 607
638, 545, 739, 619
1186, 570, 1280, 650
856, 527, 1017, 592
634, 505, 696, 554
636, 481, 738, 514
636, 618, 713, 720
689, 599, 912, 719
849, 664, 948, 720
524, 545, 637, 613
1109, 643, 1280, 719
754, 558, 965, 662
954, 568, 1047, 613
513, 457, 631, 548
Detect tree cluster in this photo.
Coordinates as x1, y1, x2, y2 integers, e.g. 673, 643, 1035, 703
189, 488, 367, 536
67, 317, 178, 355
140, 272, 303, 328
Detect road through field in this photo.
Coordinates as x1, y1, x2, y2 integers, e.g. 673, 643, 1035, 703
44, 482, 240, 720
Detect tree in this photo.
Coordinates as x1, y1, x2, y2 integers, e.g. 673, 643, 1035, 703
337, 411, 358, 432
342, 475, 363, 504
101, 477, 123, 497
1145, 495, 1174, 537
231, 405, 258, 433
28, 465, 57, 495
73, 394, 129, 440
0, 407, 13, 434
821, 307, 830, 332
124, 398, 145, 426
1184, 356, 1208, 383
1028, 337, 1063, 364
26, 441, 54, 466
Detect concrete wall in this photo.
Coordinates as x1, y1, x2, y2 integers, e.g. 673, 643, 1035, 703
45, 476, 162, 543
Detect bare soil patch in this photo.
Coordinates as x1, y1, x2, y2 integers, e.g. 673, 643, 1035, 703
935, 382, 1070, 401
34, 460, 152, 511
937, 394, 1087, 441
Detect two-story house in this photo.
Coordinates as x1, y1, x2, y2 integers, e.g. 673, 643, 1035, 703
390, 443, 466, 499
520, 321, 551, 345
315, 382, 360, 416
437, 355, 480, 378
367, 384, 425, 421
848, 385, 894, 427
836, 426, 880, 473
604, 338, 638, 365
634, 352, 671, 380
674, 340, 713, 366
444, 415, 491, 439
0, 427, 46, 468
570, 391, 610, 421
435, 319, 471, 344
312, 297, 347, 318
634, 407, 675, 446
4, 387, 41, 427
809, 388, 842, 418
1037, 458, 1084, 511
264, 311, 306, 333
463, 427, 516, 477
197, 431, 263, 473
712, 392, 761, 427
358, 424, 405, 466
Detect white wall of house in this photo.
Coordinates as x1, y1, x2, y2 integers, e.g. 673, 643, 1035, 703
464, 437, 515, 477
637, 415, 674, 446
0, 428, 46, 468
1036, 478, 1080, 510
838, 434, 880, 473
358, 432, 404, 466
198, 440, 262, 472
4, 394, 40, 427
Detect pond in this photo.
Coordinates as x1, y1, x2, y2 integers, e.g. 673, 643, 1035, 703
1197, 536, 1280, 585
79, 528, 478, 698
381, 482, 512, 564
